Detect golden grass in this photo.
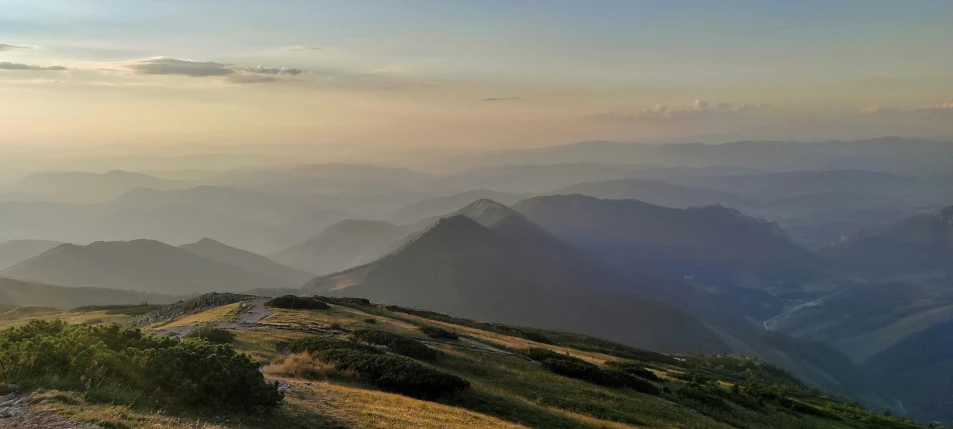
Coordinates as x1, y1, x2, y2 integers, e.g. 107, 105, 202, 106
232, 328, 311, 363
0, 308, 133, 329
282, 378, 530, 429
146, 302, 245, 331
263, 305, 423, 338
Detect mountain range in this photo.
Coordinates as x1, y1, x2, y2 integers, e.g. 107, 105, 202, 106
0, 239, 300, 294
513, 194, 823, 290
306, 201, 729, 353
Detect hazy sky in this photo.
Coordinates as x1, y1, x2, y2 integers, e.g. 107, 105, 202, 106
1, 0, 952, 152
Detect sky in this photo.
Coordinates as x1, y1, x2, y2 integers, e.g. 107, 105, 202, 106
1, 0, 952, 154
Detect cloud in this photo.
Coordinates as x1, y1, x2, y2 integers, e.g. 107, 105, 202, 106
120, 57, 306, 84
283, 46, 321, 51
0, 61, 66, 71
592, 99, 769, 122
0, 44, 36, 52
481, 97, 522, 102
864, 102, 953, 115
125, 57, 234, 77
244, 65, 303, 76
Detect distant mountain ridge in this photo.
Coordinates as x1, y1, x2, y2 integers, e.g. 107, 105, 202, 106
0, 239, 62, 270
179, 238, 313, 285
513, 194, 822, 286
271, 220, 413, 276
0, 278, 179, 308
821, 204, 953, 284
1, 239, 296, 294
555, 178, 747, 208
307, 202, 730, 353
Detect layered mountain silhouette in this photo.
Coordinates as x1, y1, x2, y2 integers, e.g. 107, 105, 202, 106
179, 238, 313, 285
555, 178, 746, 208
13, 170, 182, 203
307, 200, 730, 353
513, 195, 823, 286
821, 205, 953, 284
1, 239, 296, 294
271, 220, 413, 276
0, 239, 62, 270
0, 278, 178, 308
388, 190, 529, 224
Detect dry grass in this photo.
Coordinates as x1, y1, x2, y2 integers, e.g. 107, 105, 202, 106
38, 388, 340, 429
263, 353, 343, 380
0, 308, 133, 329
263, 305, 423, 338
231, 327, 310, 363
282, 378, 529, 429
147, 302, 245, 331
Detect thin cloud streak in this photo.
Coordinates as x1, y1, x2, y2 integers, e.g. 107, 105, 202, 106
0, 43, 36, 52
0, 62, 66, 71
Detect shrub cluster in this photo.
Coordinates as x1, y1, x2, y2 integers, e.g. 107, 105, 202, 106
264, 295, 330, 310
288, 335, 468, 399
0, 320, 282, 412
184, 326, 236, 344
315, 296, 371, 306
383, 305, 554, 344
351, 329, 437, 361
418, 325, 459, 340
521, 348, 660, 396
71, 304, 162, 316
605, 360, 661, 382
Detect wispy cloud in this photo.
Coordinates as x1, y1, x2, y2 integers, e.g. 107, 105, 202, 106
592, 99, 770, 122
244, 65, 303, 76
481, 97, 522, 102
125, 58, 233, 77
863, 102, 953, 118
283, 45, 321, 51
0, 62, 66, 71
0, 43, 36, 52
121, 57, 305, 84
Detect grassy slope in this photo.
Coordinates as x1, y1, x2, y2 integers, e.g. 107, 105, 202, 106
6, 298, 927, 429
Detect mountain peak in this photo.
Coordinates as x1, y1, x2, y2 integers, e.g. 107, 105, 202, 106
454, 199, 517, 227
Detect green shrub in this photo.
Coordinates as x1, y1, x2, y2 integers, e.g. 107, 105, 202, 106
264, 295, 330, 310
185, 326, 236, 344
364, 318, 377, 324
419, 325, 459, 340
71, 304, 162, 316
351, 329, 437, 361
291, 335, 469, 399
315, 296, 371, 306
288, 336, 382, 355
521, 348, 660, 396
605, 360, 661, 382
0, 320, 282, 413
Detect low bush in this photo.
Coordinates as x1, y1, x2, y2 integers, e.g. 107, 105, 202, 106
288, 336, 381, 355
364, 318, 377, 324
605, 360, 661, 382
316, 296, 372, 306
185, 326, 236, 344
71, 304, 162, 316
419, 325, 459, 340
0, 320, 282, 413
351, 329, 437, 361
290, 335, 469, 399
521, 348, 660, 396
264, 295, 330, 310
